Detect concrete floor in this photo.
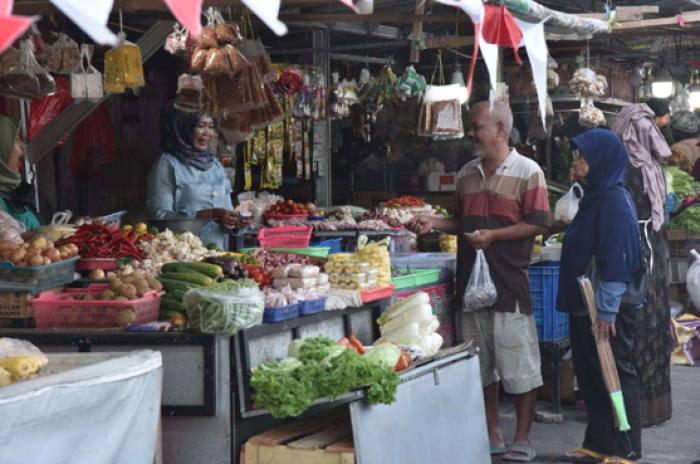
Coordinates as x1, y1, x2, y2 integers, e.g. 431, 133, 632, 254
493, 365, 700, 464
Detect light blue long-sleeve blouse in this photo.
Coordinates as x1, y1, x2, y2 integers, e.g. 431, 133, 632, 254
146, 153, 233, 249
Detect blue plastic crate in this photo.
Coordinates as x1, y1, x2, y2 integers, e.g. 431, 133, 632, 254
0, 257, 79, 293
263, 302, 300, 323
300, 297, 327, 316
529, 262, 568, 341
310, 238, 342, 255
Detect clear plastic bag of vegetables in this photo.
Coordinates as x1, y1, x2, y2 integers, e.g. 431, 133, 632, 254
462, 248, 498, 311
184, 281, 264, 335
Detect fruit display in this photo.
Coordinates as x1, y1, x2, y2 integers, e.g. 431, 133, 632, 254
0, 236, 79, 267
432, 204, 452, 219
265, 200, 314, 216
382, 196, 427, 208
440, 234, 457, 253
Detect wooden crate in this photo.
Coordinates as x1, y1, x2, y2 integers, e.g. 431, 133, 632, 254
245, 417, 355, 464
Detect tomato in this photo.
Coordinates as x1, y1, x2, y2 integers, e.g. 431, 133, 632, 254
143, 233, 154, 240
276, 200, 284, 206
286, 199, 294, 206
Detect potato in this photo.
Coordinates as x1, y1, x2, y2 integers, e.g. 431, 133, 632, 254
118, 284, 137, 300
107, 273, 118, 281
82, 294, 96, 301
99, 290, 116, 301
113, 296, 129, 302
145, 278, 163, 291
109, 279, 123, 292
133, 280, 150, 298
118, 308, 136, 328
121, 276, 135, 284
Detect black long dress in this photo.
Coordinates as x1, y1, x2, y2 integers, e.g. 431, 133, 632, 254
624, 165, 673, 426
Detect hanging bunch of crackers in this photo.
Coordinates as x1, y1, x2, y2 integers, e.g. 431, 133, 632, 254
191, 8, 284, 144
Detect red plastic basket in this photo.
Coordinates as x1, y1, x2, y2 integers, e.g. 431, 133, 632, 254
257, 226, 312, 249
75, 258, 119, 271
361, 285, 396, 303
31, 287, 163, 329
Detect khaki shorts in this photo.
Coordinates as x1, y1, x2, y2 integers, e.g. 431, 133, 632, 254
457, 305, 543, 394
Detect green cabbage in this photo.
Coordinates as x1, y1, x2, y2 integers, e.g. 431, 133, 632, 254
363, 343, 401, 369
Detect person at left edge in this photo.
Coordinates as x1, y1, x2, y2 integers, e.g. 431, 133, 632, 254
0, 115, 42, 240
146, 102, 237, 250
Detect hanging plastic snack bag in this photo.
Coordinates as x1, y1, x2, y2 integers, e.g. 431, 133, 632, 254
247, 64, 267, 109
220, 112, 253, 144
579, 99, 606, 128
70, 44, 103, 103
165, 23, 190, 58
191, 45, 208, 72
293, 72, 313, 118
0, 47, 20, 76
204, 47, 232, 76
330, 73, 342, 119
312, 72, 328, 120
104, 32, 145, 92
462, 249, 498, 311
201, 76, 219, 114
554, 183, 583, 223
175, 73, 205, 112
225, 44, 249, 75
0, 41, 43, 100
264, 84, 285, 123
253, 38, 276, 83
199, 25, 218, 49
342, 77, 358, 105
568, 68, 607, 97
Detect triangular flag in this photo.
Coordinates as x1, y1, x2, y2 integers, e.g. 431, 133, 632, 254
0, 15, 32, 55
432, 0, 481, 22
49, 0, 117, 45
336, 0, 358, 13
482, 4, 523, 65
478, 6, 499, 102
242, 0, 287, 36
163, 0, 203, 39
515, 18, 548, 126
0, 0, 13, 17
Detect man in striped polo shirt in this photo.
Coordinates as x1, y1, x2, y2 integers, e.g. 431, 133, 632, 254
408, 101, 550, 462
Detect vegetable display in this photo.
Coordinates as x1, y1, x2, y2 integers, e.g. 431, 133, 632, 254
58, 224, 144, 260
668, 206, 700, 231
265, 200, 313, 216
0, 236, 78, 267
184, 280, 265, 335
133, 230, 219, 277
250, 335, 401, 418
382, 196, 427, 208
375, 293, 442, 354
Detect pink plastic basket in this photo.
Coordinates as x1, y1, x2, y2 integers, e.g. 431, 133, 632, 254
31, 287, 163, 329
361, 285, 396, 304
257, 226, 312, 249
75, 258, 119, 271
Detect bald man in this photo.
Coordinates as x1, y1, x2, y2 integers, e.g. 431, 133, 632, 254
408, 102, 550, 462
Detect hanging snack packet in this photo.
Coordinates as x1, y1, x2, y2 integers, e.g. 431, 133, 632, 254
70, 44, 103, 103
254, 39, 276, 83
0, 40, 43, 100
199, 26, 218, 49
220, 112, 253, 144
224, 44, 249, 76
191, 45, 208, 72
0, 47, 20, 76
204, 47, 232, 76
46, 33, 81, 74
104, 32, 145, 91
165, 23, 189, 58
175, 74, 205, 112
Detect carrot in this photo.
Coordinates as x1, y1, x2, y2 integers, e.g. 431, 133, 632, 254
394, 352, 410, 372
349, 334, 366, 354
337, 337, 351, 347
378, 339, 389, 345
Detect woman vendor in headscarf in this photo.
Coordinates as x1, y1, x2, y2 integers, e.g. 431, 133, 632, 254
0, 115, 42, 236
612, 102, 673, 427
146, 102, 238, 250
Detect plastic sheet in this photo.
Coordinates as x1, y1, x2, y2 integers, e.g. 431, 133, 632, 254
0, 350, 162, 464
69, 102, 116, 180
27, 76, 73, 145
185, 284, 264, 335
0, 214, 25, 244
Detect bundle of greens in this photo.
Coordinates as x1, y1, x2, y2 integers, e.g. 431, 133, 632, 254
250, 336, 401, 418
668, 206, 700, 231
664, 167, 696, 198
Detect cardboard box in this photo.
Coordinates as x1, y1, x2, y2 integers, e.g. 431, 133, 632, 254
0, 287, 64, 319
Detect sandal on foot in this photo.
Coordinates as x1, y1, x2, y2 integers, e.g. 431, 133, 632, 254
490, 443, 508, 455
603, 459, 637, 464
502, 442, 537, 462
563, 449, 608, 463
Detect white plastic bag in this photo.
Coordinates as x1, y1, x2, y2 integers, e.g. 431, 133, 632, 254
184, 284, 264, 335
554, 184, 582, 223
70, 44, 103, 103
0, 211, 26, 244
462, 249, 498, 311
0, 338, 48, 366
687, 250, 700, 311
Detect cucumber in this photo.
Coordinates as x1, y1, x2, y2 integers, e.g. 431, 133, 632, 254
172, 266, 209, 275
159, 272, 213, 286
157, 278, 203, 293
171, 289, 187, 301
161, 298, 187, 312
159, 309, 183, 320
161, 262, 223, 278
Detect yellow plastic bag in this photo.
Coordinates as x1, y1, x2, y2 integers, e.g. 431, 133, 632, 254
103, 32, 144, 93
